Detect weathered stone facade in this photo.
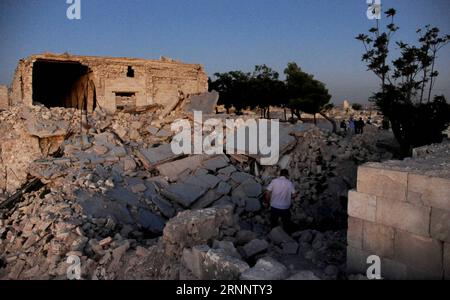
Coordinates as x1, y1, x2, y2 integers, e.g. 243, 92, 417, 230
0, 85, 8, 110
347, 142, 450, 279
10, 53, 208, 113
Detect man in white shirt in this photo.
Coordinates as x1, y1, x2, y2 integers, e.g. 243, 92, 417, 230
264, 169, 297, 232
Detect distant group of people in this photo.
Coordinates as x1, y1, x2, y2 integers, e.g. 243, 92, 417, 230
340, 117, 369, 135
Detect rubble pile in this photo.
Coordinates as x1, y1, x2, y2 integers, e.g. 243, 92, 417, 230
0, 103, 399, 280
274, 125, 398, 229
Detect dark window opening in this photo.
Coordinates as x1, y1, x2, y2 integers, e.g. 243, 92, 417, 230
115, 92, 136, 111
127, 66, 135, 78
32, 60, 96, 111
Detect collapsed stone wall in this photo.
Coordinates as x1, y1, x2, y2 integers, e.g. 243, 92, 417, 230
277, 125, 397, 229
0, 106, 79, 194
347, 142, 450, 279
10, 53, 208, 113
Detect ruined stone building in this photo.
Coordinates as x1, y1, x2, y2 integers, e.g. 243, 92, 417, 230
9, 53, 208, 113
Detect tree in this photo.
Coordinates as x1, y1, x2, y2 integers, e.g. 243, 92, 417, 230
251, 65, 286, 119
209, 71, 252, 114
284, 63, 336, 132
356, 8, 450, 156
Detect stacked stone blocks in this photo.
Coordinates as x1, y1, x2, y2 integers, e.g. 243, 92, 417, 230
347, 161, 450, 280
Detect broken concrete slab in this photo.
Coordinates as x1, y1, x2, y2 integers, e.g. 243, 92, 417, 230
231, 172, 254, 184
202, 155, 230, 172
240, 257, 288, 280
156, 128, 172, 138
213, 196, 235, 209
156, 155, 206, 181
183, 91, 219, 115
212, 240, 241, 259
216, 181, 232, 195
269, 226, 296, 245
232, 178, 262, 199
192, 189, 223, 209
161, 182, 207, 208
218, 165, 237, 177
25, 119, 69, 138
137, 209, 166, 234
139, 144, 181, 166
243, 239, 269, 258
151, 195, 176, 219
146, 125, 160, 135
163, 206, 234, 252
202, 248, 250, 280
235, 230, 258, 246
182, 174, 221, 190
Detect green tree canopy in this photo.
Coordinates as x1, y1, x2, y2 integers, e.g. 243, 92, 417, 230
356, 8, 450, 155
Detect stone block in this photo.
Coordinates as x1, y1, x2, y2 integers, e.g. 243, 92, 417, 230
381, 257, 408, 280
430, 208, 450, 243
287, 271, 321, 280
156, 155, 206, 181
348, 190, 376, 222
201, 155, 230, 171
362, 221, 395, 258
212, 240, 241, 259
192, 189, 222, 209
347, 217, 363, 249
269, 226, 296, 245
161, 182, 207, 208
183, 174, 221, 190
184, 91, 219, 115
181, 245, 210, 279
407, 173, 450, 211
203, 248, 250, 280
232, 178, 263, 199
394, 229, 443, 280
216, 181, 232, 196
242, 239, 269, 258
376, 197, 431, 237
140, 144, 180, 166
240, 257, 288, 280
163, 207, 233, 250
357, 165, 407, 202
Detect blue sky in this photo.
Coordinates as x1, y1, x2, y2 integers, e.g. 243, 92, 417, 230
1, 0, 449, 104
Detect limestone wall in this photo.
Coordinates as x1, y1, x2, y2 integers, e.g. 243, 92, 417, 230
10, 53, 208, 113
0, 85, 8, 109
347, 142, 450, 279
